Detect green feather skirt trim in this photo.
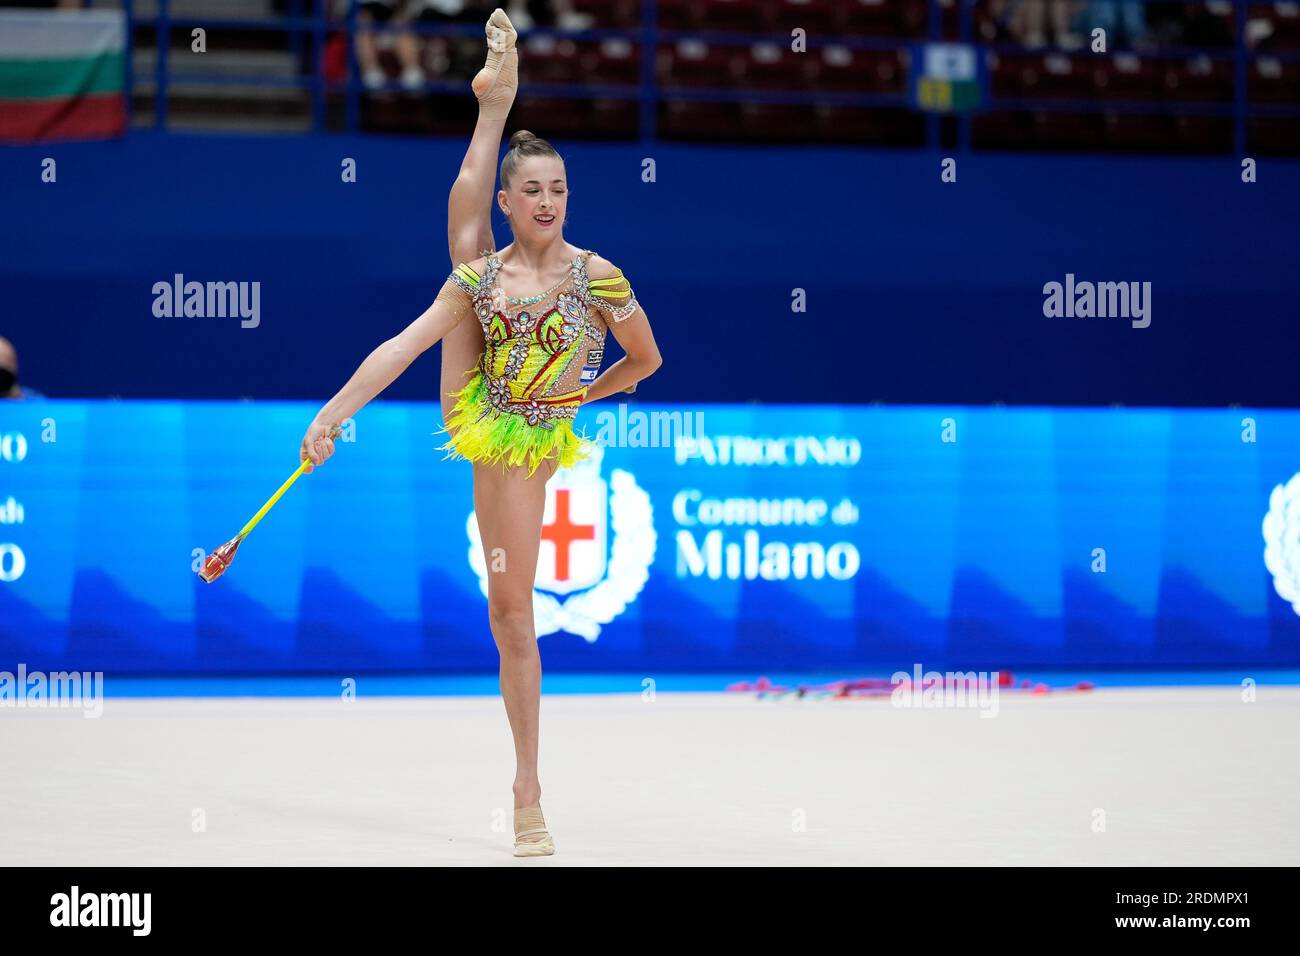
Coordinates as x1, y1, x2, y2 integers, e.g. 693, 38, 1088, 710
436, 370, 591, 477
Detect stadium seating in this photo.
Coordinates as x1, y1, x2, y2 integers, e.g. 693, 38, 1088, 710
111, 0, 1297, 153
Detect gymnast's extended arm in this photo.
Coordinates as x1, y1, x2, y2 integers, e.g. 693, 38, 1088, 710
299, 282, 470, 469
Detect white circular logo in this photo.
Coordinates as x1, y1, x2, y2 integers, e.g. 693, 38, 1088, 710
467, 446, 656, 641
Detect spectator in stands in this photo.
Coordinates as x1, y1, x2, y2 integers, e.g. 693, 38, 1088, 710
503, 0, 593, 31
1085, 1, 1148, 49
0, 337, 44, 401
346, 0, 429, 90
345, 0, 594, 93
406, 0, 487, 83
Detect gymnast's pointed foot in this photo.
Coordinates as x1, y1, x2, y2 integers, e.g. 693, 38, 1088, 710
513, 805, 555, 857
472, 7, 518, 113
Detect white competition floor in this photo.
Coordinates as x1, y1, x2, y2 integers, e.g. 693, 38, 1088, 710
2, 684, 1298, 866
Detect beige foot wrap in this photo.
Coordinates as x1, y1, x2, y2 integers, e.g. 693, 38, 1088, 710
472, 8, 518, 110
513, 806, 555, 857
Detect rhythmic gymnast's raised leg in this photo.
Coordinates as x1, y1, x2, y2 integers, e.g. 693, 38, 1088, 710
440, 8, 518, 427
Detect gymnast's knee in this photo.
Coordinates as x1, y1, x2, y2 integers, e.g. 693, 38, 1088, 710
486, 596, 535, 649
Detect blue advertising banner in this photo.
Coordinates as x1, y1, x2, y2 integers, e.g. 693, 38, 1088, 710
1, 401, 1298, 672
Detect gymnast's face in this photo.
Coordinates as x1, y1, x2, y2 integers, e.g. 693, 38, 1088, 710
500, 156, 568, 241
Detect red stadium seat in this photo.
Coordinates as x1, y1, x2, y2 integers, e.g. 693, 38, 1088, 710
1172, 115, 1233, 153
1097, 53, 1160, 100
1028, 111, 1106, 150
568, 0, 639, 31
739, 101, 813, 140
1248, 117, 1300, 155
1264, 7, 1300, 51
1159, 56, 1234, 102
901, 0, 929, 37
658, 99, 746, 139
810, 46, 906, 93
812, 104, 925, 144
1246, 4, 1300, 51
738, 42, 814, 90
835, 0, 927, 38
991, 53, 1094, 100
656, 0, 696, 31
694, 0, 766, 33
590, 97, 640, 137
520, 35, 583, 87
1248, 56, 1300, 103
580, 38, 641, 87
767, 0, 839, 37
514, 95, 593, 135
1102, 112, 1179, 151
970, 110, 1035, 149
1031, 53, 1096, 98
867, 49, 907, 92
811, 45, 870, 91
657, 39, 744, 89
835, 0, 898, 36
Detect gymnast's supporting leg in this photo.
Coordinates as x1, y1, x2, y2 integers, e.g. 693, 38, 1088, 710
471, 458, 559, 852
441, 8, 519, 422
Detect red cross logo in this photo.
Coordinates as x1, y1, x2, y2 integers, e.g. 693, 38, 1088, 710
541, 488, 596, 582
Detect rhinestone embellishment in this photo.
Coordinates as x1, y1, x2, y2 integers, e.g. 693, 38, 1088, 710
458, 250, 616, 429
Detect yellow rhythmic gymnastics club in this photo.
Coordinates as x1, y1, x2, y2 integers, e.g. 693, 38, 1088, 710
198, 428, 336, 583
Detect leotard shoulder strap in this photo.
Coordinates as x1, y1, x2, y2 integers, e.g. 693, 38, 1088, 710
448, 252, 498, 299
452, 261, 482, 289
467, 252, 502, 297
579, 248, 637, 322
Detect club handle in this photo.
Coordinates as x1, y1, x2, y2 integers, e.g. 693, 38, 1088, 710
238, 458, 312, 539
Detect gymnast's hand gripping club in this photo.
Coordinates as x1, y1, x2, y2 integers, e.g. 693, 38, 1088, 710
197, 426, 339, 583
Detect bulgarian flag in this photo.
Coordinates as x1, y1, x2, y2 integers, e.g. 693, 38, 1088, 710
0, 8, 127, 143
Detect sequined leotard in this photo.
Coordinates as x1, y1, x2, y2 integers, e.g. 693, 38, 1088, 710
436, 248, 638, 476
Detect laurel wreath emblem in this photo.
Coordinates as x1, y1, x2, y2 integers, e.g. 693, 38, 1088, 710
1263, 473, 1300, 617
466, 468, 656, 640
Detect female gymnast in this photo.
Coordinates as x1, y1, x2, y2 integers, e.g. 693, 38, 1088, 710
297, 9, 662, 857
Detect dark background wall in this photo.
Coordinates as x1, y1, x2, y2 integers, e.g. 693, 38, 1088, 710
1, 133, 1297, 407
